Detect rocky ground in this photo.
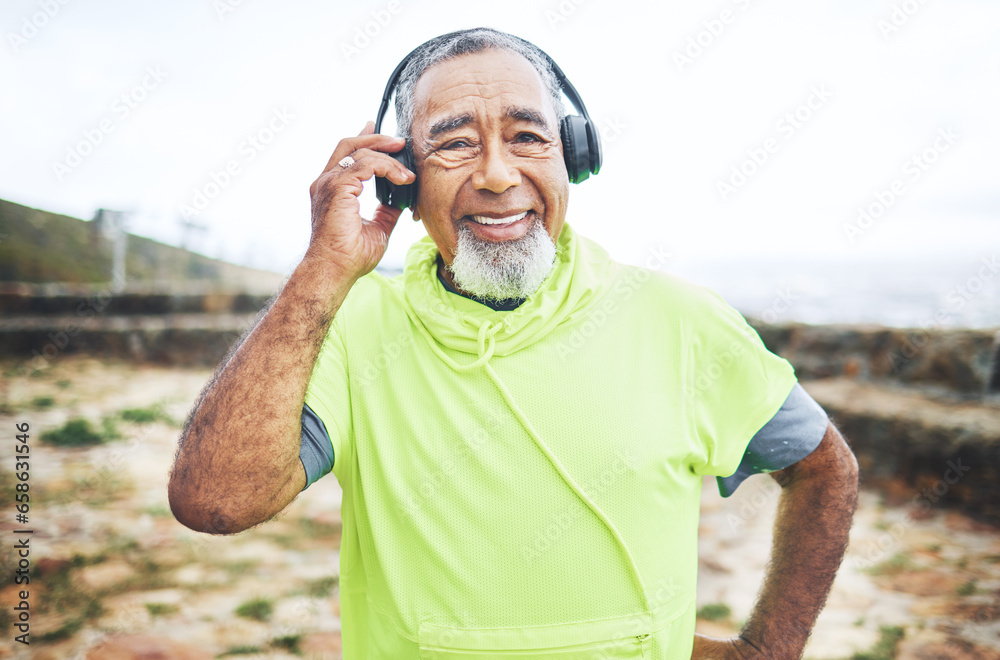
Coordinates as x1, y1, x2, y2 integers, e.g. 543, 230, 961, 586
0, 357, 998, 659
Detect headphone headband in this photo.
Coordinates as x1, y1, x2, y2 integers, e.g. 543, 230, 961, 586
375, 32, 597, 144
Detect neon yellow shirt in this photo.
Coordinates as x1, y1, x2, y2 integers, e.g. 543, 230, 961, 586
305, 223, 797, 658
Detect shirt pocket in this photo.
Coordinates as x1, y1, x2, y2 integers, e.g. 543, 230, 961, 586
417, 611, 655, 659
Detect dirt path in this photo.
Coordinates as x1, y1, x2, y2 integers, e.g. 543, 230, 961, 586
1, 358, 998, 659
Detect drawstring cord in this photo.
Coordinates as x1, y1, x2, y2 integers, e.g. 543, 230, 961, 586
413, 313, 652, 613
481, 348, 653, 614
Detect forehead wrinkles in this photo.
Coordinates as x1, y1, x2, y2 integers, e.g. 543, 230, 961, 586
412, 54, 555, 135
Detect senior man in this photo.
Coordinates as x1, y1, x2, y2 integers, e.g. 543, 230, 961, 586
169, 28, 859, 659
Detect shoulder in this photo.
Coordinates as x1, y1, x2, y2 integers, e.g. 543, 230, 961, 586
336, 268, 405, 317
612, 259, 733, 319
569, 229, 718, 309
319, 269, 407, 350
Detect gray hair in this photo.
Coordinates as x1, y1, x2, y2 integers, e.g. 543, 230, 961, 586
393, 28, 566, 139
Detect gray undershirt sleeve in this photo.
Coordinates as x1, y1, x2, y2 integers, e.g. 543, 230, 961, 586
716, 382, 829, 497
299, 403, 335, 490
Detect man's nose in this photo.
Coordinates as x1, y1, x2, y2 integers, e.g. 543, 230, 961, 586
471, 140, 521, 193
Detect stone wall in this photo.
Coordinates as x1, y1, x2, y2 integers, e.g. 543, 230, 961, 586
749, 319, 1000, 395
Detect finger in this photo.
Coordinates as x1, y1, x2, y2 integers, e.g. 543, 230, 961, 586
322, 152, 416, 201
321, 134, 405, 172
367, 203, 404, 245
360, 120, 375, 136
320, 133, 406, 174
351, 153, 415, 190
342, 147, 414, 181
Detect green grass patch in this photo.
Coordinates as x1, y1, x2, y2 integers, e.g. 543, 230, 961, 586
44, 469, 136, 506
849, 625, 904, 660
34, 564, 104, 641
120, 405, 175, 425
956, 580, 977, 596
41, 417, 121, 447
306, 576, 339, 598
31, 396, 55, 409
42, 419, 104, 446
298, 518, 342, 539
696, 603, 732, 621
234, 597, 273, 622
56, 379, 72, 389
35, 617, 86, 643
219, 645, 263, 656
142, 504, 173, 518
0, 467, 15, 503
145, 602, 179, 617
271, 634, 302, 654
865, 552, 916, 576
222, 560, 257, 576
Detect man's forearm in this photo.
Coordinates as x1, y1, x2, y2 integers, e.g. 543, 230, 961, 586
168, 256, 355, 534
738, 423, 860, 659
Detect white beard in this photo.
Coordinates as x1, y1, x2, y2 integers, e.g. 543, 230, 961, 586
446, 216, 557, 303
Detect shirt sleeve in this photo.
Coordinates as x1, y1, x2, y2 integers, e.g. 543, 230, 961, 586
687, 286, 799, 479
299, 403, 335, 490
716, 382, 829, 497
303, 313, 353, 486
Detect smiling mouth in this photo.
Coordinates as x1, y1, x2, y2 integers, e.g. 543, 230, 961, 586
467, 211, 530, 226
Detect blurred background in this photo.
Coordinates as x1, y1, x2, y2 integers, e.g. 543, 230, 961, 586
1, 1, 999, 658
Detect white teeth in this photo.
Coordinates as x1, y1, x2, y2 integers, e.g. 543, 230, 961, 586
470, 211, 529, 225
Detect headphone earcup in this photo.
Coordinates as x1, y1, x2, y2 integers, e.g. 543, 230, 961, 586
375, 140, 418, 210
560, 115, 597, 184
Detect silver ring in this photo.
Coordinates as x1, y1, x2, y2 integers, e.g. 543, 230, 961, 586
338, 155, 355, 169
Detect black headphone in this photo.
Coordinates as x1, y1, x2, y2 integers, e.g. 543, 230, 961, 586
373, 31, 603, 210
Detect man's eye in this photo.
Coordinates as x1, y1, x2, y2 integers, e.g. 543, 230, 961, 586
443, 139, 472, 149
515, 133, 543, 143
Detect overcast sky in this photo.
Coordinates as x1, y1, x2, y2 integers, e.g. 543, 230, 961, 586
2, 0, 997, 276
